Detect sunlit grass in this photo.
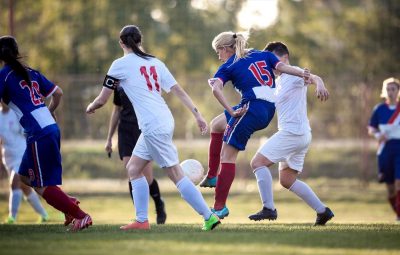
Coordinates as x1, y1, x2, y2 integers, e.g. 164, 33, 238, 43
0, 178, 399, 255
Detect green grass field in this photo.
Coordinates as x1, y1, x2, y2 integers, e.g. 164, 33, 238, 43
0, 178, 399, 255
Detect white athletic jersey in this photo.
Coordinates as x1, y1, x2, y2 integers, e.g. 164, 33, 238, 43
275, 66, 311, 135
107, 53, 177, 134
0, 109, 26, 170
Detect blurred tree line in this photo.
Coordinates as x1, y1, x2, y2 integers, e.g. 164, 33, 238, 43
0, 0, 399, 140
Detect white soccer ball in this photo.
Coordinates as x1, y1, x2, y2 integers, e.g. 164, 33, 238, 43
180, 159, 205, 185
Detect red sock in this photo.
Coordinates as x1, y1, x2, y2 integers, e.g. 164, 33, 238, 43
207, 132, 224, 178
42, 186, 86, 219
214, 163, 235, 210
396, 191, 400, 218
389, 196, 396, 213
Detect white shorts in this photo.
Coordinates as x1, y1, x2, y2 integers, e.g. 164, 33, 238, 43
133, 130, 179, 168
257, 130, 311, 172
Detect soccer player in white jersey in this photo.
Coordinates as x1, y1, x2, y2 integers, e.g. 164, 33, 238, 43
0, 101, 49, 223
248, 42, 334, 225
86, 25, 220, 231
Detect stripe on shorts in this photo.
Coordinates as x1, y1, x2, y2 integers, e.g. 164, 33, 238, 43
31, 142, 43, 187
226, 103, 250, 144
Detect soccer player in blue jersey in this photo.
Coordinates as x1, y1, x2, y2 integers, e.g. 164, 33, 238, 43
0, 36, 92, 231
368, 77, 400, 221
206, 31, 313, 218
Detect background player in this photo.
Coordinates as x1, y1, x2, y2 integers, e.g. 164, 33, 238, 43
368, 77, 400, 221
0, 101, 49, 224
248, 41, 333, 225
0, 35, 92, 231
105, 86, 167, 224
205, 31, 312, 219
86, 25, 220, 231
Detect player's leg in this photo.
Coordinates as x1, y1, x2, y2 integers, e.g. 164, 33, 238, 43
18, 174, 49, 222
6, 170, 23, 223
248, 131, 293, 221
248, 152, 277, 221
143, 163, 167, 224
279, 167, 333, 225
142, 130, 220, 230
166, 164, 220, 230
393, 154, 400, 220
19, 132, 91, 230
200, 113, 226, 188
213, 143, 239, 217
120, 134, 152, 230
386, 184, 396, 213
378, 148, 397, 215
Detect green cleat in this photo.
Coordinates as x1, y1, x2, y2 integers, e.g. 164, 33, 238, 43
202, 214, 220, 231
199, 176, 217, 188
5, 216, 16, 224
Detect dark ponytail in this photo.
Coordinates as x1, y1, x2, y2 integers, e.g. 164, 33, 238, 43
0, 36, 31, 86
120, 25, 154, 59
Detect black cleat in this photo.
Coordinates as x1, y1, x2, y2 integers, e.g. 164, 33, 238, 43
314, 207, 334, 226
156, 198, 167, 224
248, 207, 277, 221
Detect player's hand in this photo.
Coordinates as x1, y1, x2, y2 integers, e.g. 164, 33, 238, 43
105, 140, 113, 155
230, 103, 249, 117
377, 133, 388, 144
315, 84, 329, 101
195, 115, 208, 135
86, 103, 96, 114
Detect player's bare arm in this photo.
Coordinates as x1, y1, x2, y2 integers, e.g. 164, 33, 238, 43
276, 62, 310, 81
105, 105, 121, 155
170, 84, 208, 135
309, 74, 329, 101
86, 87, 113, 114
368, 126, 388, 143
209, 78, 247, 118
48, 87, 63, 119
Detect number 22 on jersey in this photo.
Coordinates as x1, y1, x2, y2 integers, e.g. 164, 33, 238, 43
140, 66, 160, 92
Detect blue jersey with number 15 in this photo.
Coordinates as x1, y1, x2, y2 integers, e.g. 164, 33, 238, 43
214, 49, 280, 104
0, 64, 59, 142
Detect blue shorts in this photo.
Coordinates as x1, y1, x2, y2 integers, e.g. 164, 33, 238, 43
18, 130, 62, 187
378, 140, 400, 184
223, 99, 275, 151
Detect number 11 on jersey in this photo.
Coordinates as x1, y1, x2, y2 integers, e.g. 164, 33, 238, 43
140, 66, 160, 92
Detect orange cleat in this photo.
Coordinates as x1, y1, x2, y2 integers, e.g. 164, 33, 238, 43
120, 220, 150, 230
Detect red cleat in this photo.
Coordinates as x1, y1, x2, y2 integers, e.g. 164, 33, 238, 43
120, 220, 150, 230
69, 214, 92, 232
64, 197, 80, 226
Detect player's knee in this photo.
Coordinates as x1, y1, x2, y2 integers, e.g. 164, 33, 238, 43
250, 154, 269, 170
250, 158, 262, 170
279, 177, 293, 189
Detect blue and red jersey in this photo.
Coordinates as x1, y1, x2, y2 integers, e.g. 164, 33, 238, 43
213, 49, 280, 104
369, 102, 400, 141
0, 64, 59, 142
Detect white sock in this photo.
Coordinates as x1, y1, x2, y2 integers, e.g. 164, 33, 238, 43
9, 189, 23, 219
26, 191, 48, 218
130, 176, 149, 222
254, 166, 275, 210
289, 179, 326, 213
176, 176, 212, 220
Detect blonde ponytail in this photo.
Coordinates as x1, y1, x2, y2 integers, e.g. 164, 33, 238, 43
212, 31, 250, 62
